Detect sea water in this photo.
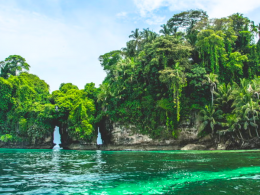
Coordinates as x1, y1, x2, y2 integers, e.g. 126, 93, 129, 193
0, 149, 260, 194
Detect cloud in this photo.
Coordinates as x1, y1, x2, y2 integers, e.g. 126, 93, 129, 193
133, 0, 260, 19
133, 0, 166, 17
116, 12, 127, 18
146, 15, 165, 25
0, 3, 128, 92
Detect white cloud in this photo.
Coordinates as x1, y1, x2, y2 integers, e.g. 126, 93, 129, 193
0, 3, 128, 92
146, 15, 165, 25
133, 0, 166, 17
203, 0, 260, 18
116, 12, 127, 17
133, 0, 260, 19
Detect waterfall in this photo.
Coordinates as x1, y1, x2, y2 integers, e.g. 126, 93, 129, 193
53, 126, 62, 149
97, 127, 103, 145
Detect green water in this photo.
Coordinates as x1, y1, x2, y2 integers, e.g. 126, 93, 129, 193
0, 149, 260, 194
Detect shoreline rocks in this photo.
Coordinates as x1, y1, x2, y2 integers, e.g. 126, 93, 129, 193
181, 144, 207, 150
2, 121, 260, 151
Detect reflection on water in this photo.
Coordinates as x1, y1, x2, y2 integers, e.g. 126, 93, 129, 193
0, 149, 260, 194
51, 149, 61, 174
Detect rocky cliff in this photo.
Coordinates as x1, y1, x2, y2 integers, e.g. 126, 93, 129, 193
98, 115, 201, 151
59, 124, 97, 150
0, 135, 54, 149
2, 114, 260, 150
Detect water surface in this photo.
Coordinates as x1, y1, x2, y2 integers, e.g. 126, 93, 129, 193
0, 149, 260, 194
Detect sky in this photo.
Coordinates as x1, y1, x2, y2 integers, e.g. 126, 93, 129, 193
0, 0, 260, 92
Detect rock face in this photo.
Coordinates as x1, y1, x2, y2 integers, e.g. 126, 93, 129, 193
111, 124, 162, 146
8, 112, 260, 151
239, 138, 260, 149
181, 144, 207, 150
59, 124, 98, 150
59, 114, 202, 150
65, 143, 97, 150
0, 135, 54, 149
1, 113, 203, 150
100, 121, 199, 151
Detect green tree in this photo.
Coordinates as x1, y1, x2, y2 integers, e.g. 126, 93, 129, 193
214, 83, 233, 113
129, 28, 143, 51
198, 105, 223, 136
226, 52, 248, 82
167, 10, 208, 30
0, 55, 30, 79
52, 83, 96, 141
159, 63, 186, 122
240, 98, 260, 138
205, 73, 219, 107
159, 24, 174, 36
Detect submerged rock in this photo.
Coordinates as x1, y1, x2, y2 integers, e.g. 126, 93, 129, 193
181, 144, 207, 150
217, 143, 227, 150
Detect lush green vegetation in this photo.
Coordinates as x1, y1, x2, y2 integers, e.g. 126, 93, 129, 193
1, 10, 260, 145
51, 82, 98, 142
0, 55, 98, 144
97, 10, 260, 141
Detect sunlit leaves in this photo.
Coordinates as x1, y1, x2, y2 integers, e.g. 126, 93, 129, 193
226, 52, 248, 82
52, 84, 96, 141
0, 55, 30, 79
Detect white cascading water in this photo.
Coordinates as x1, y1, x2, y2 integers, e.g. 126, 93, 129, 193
97, 127, 103, 145
53, 126, 62, 149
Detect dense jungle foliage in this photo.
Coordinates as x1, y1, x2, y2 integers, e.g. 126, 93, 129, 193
97, 10, 260, 142
0, 55, 98, 144
1, 10, 260, 145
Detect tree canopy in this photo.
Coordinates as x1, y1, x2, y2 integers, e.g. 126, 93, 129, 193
1, 10, 260, 146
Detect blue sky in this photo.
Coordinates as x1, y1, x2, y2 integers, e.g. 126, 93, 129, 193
0, 0, 260, 92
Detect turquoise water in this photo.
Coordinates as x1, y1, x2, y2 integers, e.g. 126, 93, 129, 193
0, 149, 260, 194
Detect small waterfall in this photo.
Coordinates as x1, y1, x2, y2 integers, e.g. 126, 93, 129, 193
97, 127, 103, 145
53, 126, 62, 150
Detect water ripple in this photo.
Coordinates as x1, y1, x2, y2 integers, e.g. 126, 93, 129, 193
1, 149, 260, 194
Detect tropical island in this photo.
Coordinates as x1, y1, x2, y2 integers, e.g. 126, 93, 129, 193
1, 10, 260, 150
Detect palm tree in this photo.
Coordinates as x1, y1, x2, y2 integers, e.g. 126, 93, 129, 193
250, 78, 260, 100
122, 40, 136, 57
97, 83, 111, 103
240, 98, 260, 138
141, 28, 150, 40
229, 79, 260, 139
198, 105, 223, 136
129, 28, 143, 50
214, 83, 233, 113
159, 24, 172, 36
159, 24, 180, 37
231, 79, 251, 109
205, 73, 219, 107
218, 114, 244, 142
148, 31, 159, 42
141, 28, 158, 44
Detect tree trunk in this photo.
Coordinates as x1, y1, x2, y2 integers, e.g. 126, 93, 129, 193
249, 128, 253, 138
236, 132, 241, 140
211, 90, 214, 107
238, 130, 244, 142
253, 117, 260, 138
177, 89, 179, 122
255, 127, 260, 138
